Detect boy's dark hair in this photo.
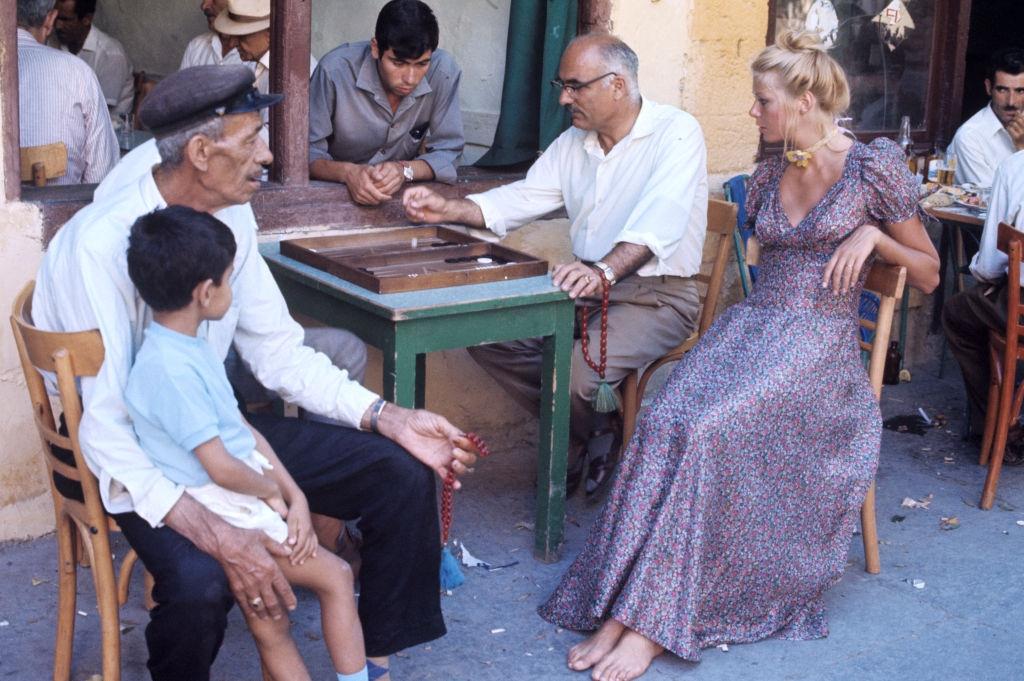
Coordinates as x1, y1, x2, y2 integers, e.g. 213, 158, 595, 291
374, 0, 439, 60
127, 206, 236, 312
987, 47, 1024, 81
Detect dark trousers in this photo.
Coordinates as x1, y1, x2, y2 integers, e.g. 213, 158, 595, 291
115, 414, 445, 681
942, 279, 1010, 433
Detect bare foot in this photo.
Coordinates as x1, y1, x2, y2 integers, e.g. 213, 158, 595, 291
568, 619, 626, 671
591, 629, 664, 681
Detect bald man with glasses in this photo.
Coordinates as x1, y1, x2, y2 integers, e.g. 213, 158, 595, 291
402, 34, 708, 500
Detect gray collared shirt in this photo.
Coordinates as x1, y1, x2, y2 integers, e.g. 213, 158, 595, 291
308, 41, 464, 184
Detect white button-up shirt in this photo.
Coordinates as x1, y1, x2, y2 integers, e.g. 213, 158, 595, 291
61, 24, 134, 118
33, 163, 378, 526
467, 98, 708, 278
179, 31, 247, 70
950, 104, 1017, 188
970, 150, 1024, 284
17, 28, 118, 184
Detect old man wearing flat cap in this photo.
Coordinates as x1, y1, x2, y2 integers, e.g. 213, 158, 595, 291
33, 64, 475, 681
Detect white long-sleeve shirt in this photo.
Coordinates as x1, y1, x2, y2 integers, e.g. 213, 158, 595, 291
62, 24, 134, 118
179, 31, 247, 70
467, 98, 708, 278
969, 150, 1024, 284
33, 166, 378, 527
950, 104, 1017, 188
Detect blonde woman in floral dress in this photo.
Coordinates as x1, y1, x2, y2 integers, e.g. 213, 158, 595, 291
539, 32, 940, 681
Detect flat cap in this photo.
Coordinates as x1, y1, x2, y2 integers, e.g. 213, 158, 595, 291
138, 64, 283, 136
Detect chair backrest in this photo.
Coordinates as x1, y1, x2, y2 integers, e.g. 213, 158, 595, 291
20, 142, 68, 186
9, 281, 108, 527
860, 264, 907, 398
745, 238, 905, 398
996, 222, 1024, 357
695, 198, 740, 335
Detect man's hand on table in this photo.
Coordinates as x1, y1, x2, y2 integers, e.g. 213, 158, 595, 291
164, 494, 296, 621
370, 162, 406, 198
344, 163, 394, 206
552, 261, 602, 299
403, 185, 450, 223
374, 402, 479, 489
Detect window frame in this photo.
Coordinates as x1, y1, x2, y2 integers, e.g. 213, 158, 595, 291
2, 0, 535, 239
763, 0, 972, 154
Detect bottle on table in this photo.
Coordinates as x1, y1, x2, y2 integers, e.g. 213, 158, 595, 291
897, 115, 915, 173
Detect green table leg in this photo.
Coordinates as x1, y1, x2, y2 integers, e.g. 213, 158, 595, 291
534, 302, 574, 562
383, 334, 419, 408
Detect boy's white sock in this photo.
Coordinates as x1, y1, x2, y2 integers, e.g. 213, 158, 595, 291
337, 666, 368, 681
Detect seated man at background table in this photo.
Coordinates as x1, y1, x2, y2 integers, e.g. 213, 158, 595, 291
308, 0, 464, 206
943, 149, 1024, 460
32, 64, 476, 681
17, 0, 118, 185
214, 0, 317, 139
403, 34, 708, 498
180, 0, 248, 70
950, 47, 1024, 187
53, 0, 134, 120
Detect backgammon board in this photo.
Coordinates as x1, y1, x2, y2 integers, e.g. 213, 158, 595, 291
278, 226, 549, 293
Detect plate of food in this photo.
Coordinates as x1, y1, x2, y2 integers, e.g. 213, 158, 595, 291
954, 194, 988, 213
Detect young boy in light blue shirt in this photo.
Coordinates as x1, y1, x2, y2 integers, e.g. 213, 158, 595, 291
125, 205, 371, 681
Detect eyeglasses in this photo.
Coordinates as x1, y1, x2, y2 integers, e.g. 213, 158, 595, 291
550, 72, 617, 96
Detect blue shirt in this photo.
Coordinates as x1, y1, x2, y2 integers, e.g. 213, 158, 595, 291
125, 323, 256, 487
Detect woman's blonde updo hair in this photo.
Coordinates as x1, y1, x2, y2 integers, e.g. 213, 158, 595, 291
752, 31, 851, 148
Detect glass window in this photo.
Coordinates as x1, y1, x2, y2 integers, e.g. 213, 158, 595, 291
772, 0, 938, 132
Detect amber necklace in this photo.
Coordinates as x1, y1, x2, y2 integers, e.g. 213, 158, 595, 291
784, 128, 839, 168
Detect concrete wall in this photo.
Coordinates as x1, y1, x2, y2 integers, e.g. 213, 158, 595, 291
93, 0, 510, 163
0, 87, 51, 540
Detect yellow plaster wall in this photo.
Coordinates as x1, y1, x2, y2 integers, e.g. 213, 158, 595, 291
610, 0, 768, 184
0, 83, 52, 540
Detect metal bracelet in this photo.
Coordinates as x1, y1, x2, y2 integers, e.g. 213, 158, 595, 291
369, 398, 387, 433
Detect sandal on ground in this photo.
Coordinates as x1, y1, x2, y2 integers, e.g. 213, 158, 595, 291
584, 421, 623, 504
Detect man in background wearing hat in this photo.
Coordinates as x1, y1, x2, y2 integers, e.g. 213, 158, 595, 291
180, 0, 248, 70
33, 65, 474, 681
53, 0, 134, 119
215, 0, 317, 126
309, 0, 464, 205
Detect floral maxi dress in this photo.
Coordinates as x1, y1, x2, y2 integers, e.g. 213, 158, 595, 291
538, 139, 921, 661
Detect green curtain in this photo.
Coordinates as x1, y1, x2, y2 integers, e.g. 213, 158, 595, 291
475, 0, 579, 167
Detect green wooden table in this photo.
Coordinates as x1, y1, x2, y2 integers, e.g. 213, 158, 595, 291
261, 241, 575, 562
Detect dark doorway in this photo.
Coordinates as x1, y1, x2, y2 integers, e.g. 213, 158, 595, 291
960, 0, 1024, 124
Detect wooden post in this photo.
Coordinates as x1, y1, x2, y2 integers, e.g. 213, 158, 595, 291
269, 0, 311, 187
579, 0, 612, 34
1, 0, 21, 202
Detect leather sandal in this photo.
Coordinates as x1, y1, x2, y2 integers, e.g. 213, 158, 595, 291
584, 421, 622, 504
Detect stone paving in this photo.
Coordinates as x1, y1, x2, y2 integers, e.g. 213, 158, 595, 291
1, 361, 1022, 680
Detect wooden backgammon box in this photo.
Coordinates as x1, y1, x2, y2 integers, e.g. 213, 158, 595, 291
279, 226, 549, 293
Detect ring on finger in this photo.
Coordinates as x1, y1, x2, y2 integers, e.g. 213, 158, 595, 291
250, 596, 263, 609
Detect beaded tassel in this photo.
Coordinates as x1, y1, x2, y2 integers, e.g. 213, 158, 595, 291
579, 277, 620, 413
439, 432, 491, 590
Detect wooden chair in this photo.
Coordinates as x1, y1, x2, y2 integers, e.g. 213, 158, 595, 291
20, 142, 68, 187
619, 198, 739, 449
978, 223, 1024, 509
9, 281, 148, 681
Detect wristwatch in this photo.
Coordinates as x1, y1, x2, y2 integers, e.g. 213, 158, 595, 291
401, 163, 415, 182
593, 261, 616, 285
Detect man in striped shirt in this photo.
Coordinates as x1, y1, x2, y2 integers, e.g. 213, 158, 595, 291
17, 0, 118, 185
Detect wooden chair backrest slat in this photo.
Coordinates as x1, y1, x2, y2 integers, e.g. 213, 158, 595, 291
10, 281, 108, 519
996, 223, 1024, 355
20, 142, 68, 183
697, 198, 740, 336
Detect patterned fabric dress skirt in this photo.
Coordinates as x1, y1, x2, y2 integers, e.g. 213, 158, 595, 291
538, 245, 882, 661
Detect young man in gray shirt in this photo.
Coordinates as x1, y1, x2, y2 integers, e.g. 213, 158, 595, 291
308, 0, 464, 205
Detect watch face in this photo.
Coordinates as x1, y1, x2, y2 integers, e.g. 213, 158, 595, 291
403, 165, 414, 181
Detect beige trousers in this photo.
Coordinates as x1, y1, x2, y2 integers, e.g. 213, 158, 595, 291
468, 274, 700, 447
